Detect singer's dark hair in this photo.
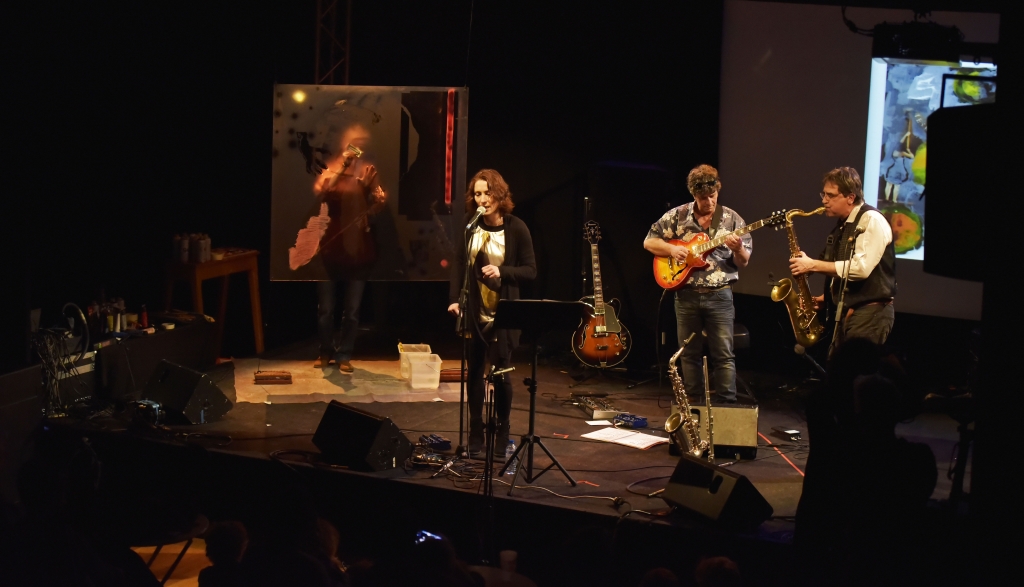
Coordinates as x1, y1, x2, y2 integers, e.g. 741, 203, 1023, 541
823, 167, 864, 204
465, 169, 514, 217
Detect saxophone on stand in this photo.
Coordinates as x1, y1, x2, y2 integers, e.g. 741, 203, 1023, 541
664, 335, 710, 460
771, 207, 826, 347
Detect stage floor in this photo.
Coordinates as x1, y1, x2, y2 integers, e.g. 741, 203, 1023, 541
190, 340, 967, 527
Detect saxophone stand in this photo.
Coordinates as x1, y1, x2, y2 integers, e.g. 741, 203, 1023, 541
492, 300, 588, 495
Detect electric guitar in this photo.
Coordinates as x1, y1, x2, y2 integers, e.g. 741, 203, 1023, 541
573, 221, 630, 368
652, 210, 786, 290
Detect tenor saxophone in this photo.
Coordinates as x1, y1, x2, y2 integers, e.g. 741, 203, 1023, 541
664, 344, 709, 458
771, 207, 826, 347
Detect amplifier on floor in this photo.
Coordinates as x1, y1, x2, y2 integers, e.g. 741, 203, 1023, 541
140, 360, 232, 424
669, 400, 758, 460
313, 400, 412, 472
661, 453, 774, 528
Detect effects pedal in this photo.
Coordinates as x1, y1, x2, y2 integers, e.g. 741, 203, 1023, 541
570, 393, 625, 419
419, 433, 451, 451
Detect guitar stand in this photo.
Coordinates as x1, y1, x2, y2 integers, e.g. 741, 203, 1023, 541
568, 363, 650, 390
499, 344, 577, 494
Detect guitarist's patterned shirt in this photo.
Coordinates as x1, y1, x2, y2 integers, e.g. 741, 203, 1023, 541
646, 203, 753, 288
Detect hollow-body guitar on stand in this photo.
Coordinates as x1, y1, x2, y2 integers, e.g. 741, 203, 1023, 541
573, 221, 630, 368
652, 210, 786, 290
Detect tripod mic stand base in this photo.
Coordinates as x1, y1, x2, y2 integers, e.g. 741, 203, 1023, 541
499, 434, 577, 495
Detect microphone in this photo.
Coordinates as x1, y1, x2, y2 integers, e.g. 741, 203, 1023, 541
465, 206, 486, 230
848, 225, 866, 242
341, 143, 363, 169
794, 344, 826, 377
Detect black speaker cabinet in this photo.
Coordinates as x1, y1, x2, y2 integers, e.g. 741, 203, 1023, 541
313, 400, 412, 471
141, 360, 232, 424
661, 453, 774, 527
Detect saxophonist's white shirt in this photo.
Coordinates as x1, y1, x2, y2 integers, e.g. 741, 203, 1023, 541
833, 204, 893, 281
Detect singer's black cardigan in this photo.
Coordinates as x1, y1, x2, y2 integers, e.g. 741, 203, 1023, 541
448, 213, 537, 354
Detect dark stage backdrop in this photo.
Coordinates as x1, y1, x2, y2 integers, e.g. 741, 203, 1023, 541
6, 0, 721, 374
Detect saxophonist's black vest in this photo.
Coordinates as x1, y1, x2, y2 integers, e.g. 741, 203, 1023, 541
822, 204, 897, 307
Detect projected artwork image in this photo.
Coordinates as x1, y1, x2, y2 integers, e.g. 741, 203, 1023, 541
270, 85, 468, 281
865, 60, 996, 260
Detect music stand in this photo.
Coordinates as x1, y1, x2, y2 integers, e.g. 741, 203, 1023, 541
493, 299, 587, 495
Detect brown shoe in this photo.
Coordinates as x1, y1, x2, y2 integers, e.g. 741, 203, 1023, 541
338, 360, 354, 373
315, 355, 332, 368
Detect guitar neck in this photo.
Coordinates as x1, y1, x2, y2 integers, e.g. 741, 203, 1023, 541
694, 217, 767, 254
590, 243, 605, 313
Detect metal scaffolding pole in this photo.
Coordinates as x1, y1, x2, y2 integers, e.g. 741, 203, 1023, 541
314, 0, 351, 85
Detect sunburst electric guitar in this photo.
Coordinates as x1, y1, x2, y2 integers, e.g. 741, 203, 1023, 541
652, 210, 787, 290
573, 221, 630, 368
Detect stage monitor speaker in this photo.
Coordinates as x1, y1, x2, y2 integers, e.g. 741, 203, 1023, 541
923, 103, 996, 282
140, 360, 232, 424
661, 453, 774, 528
668, 401, 759, 460
313, 400, 412, 471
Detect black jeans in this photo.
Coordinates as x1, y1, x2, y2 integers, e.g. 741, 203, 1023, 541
467, 329, 513, 432
829, 302, 895, 356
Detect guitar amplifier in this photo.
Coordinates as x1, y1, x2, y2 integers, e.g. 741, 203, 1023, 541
669, 400, 759, 460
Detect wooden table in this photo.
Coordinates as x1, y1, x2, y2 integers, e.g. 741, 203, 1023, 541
164, 249, 264, 355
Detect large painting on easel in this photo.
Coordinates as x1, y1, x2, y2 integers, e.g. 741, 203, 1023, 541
270, 85, 468, 281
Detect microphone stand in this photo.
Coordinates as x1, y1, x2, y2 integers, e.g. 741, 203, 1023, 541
454, 222, 474, 457
830, 227, 864, 349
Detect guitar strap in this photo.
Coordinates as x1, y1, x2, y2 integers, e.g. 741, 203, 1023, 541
708, 203, 725, 237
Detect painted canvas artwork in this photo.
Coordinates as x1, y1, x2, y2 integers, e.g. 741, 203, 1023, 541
270, 85, 468, 281
866, 60, 995, 260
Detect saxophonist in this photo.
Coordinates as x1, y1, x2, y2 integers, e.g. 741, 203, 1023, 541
789, 167, 896, 352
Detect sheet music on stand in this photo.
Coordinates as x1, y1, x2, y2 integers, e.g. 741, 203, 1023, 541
581, 427, 670, 450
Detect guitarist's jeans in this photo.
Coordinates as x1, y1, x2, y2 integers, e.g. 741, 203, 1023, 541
317, 279, 367, 362
674, 287, 736, 401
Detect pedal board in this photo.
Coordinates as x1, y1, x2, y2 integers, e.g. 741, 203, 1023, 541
571, 393, 625, 419
669, 400, 759, 460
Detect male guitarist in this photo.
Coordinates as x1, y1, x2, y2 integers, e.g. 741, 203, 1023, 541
644, 164, 751, 403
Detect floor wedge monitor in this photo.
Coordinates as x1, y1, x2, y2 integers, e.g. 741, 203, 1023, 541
141, 360, 232, 424
313, 400, 412, 471
661, 453, 774, 527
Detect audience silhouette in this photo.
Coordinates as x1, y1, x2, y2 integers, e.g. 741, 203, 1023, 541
796, 337, 937, 586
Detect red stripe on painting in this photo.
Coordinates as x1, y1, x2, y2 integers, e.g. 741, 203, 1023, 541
445, 88, 455, 205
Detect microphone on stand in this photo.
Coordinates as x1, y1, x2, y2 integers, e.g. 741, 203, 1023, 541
848, 224, 866, 242
794, 344, 826, 377
465, 206, 487, 230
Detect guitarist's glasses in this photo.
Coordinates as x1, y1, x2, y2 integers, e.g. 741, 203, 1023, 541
693, 180, 718, 190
